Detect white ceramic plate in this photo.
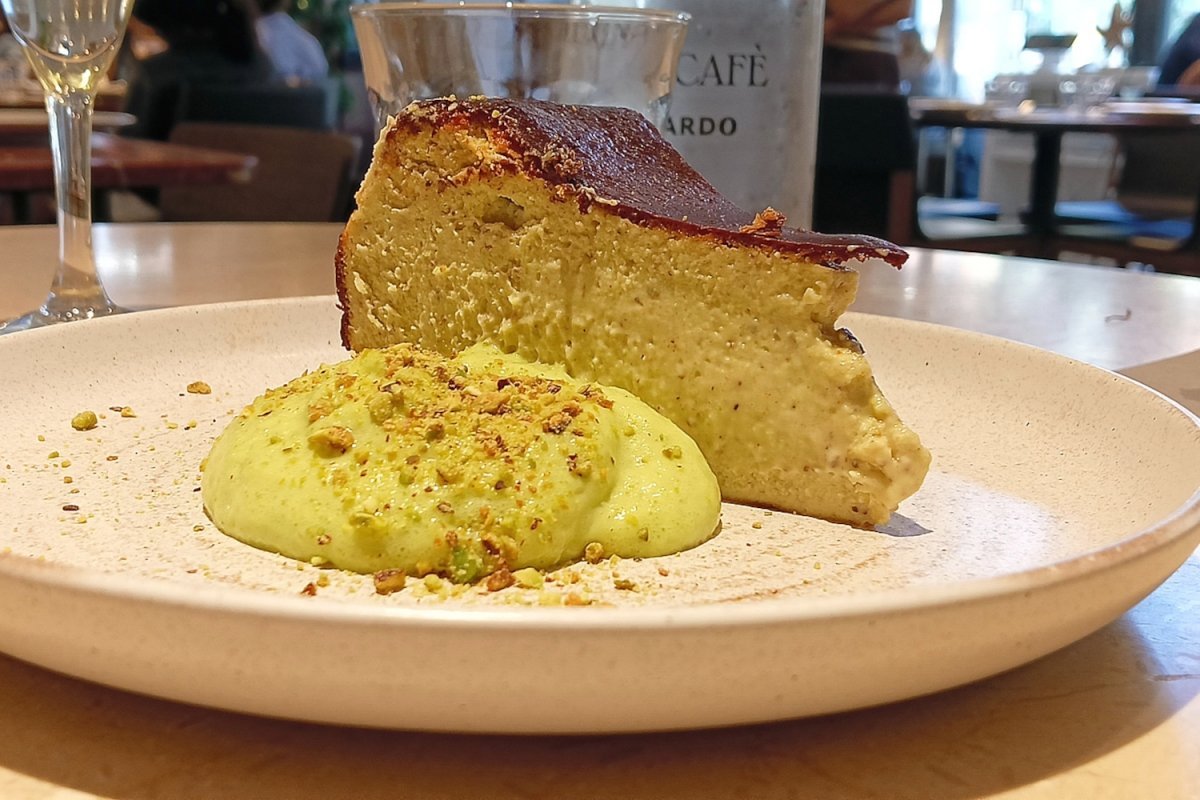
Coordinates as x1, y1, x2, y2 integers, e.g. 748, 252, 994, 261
1, 297, 1198, 734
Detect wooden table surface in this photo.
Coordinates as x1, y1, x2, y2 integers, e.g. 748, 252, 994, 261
0, 132, 256, 192
2, 223, 1199, 799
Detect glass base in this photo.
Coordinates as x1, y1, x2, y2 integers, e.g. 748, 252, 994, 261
0, 301, 128, 335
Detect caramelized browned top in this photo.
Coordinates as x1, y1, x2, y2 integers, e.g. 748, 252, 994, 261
392, 96, 907, 268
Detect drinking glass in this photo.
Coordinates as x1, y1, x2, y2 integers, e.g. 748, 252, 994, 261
0, 0, 134, 334
1058, 74, 1116, 113
984, 76, 1029, 107
351, 3, 689, 133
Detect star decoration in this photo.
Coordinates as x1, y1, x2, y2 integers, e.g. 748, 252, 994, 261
1097, 2, 1133, 53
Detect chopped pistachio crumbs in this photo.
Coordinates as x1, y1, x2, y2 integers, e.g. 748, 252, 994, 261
201, 342, 721, 586
71, 411, 98, 431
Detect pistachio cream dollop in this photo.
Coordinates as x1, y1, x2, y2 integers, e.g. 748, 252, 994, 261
201, 343, 721, 582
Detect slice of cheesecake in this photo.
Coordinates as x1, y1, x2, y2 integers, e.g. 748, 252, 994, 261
336, 97, 930, 527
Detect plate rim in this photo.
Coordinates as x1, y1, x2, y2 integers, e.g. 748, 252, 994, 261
2, 296, 1199, 631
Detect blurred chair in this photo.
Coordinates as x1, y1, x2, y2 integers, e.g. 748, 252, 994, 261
1050, 132, 1200, 276
178, 79, 339, 131
160, 122, 361, 222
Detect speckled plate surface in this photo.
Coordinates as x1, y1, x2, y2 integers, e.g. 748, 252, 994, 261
1, 297, 1199, 733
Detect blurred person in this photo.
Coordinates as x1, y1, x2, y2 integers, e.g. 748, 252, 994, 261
255, 0, 329, 85
897, 20, 940, 95
122, 0, 272, 140
1158, 13, 1200, 87
0, 15, 27, 66
0, 15, 28, 81
822, 0, 913, 89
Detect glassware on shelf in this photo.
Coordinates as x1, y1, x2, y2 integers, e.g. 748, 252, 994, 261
1058, 74, 1117, 113
984, 75, 1030, 107
0, 0, 135, 334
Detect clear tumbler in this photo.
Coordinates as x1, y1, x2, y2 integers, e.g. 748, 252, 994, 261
351, 3, 690, 132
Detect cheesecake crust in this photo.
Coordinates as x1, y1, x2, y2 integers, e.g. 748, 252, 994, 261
380, 97, 908, 268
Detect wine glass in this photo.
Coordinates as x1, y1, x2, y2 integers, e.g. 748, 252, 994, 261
0, 0, 134, 334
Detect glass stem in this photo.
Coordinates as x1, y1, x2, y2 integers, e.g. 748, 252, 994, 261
42, 90, 113, 317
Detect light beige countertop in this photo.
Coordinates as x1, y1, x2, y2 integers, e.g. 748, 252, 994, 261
6, 223, 1200, 371
1, 223, 1199, 799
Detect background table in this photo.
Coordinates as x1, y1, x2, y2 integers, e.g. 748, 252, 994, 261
910, 101, 1200, 254
0, 132, 255, 192
6, 222, 1195, 370
0, 81, 126, 113
2, 223, 1199, 799
0, 108, 136, 135
0, 134, 256, 223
